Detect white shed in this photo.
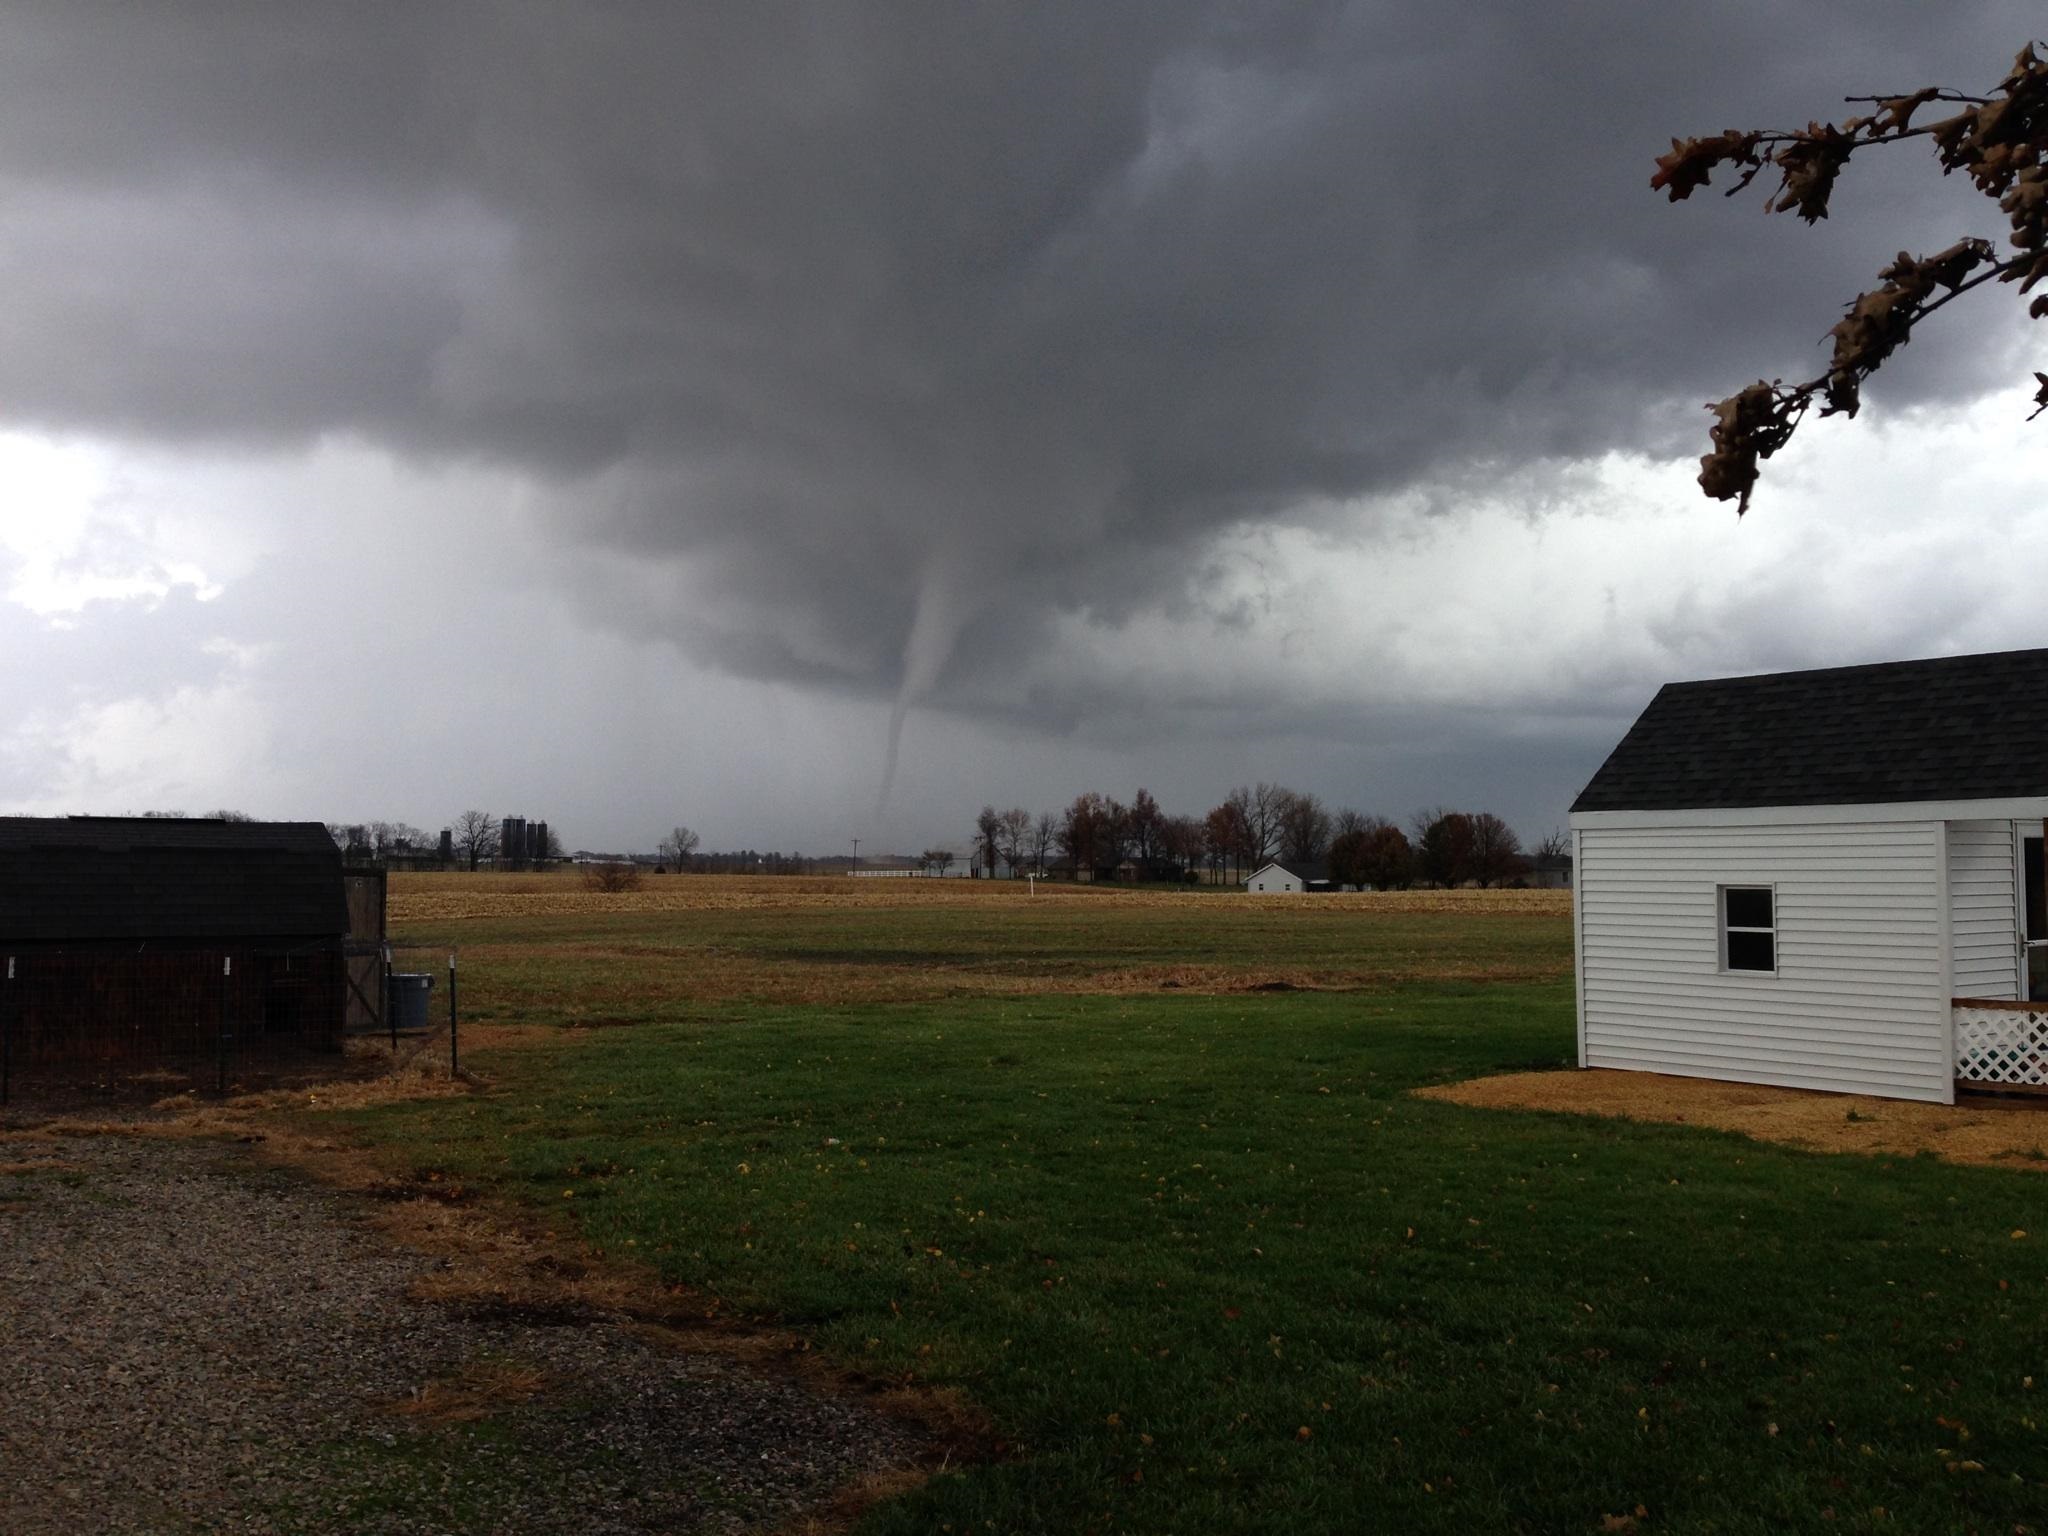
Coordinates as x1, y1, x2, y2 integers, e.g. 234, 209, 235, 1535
1570, 649, 2048, 1104
1246, 860, 1330, 893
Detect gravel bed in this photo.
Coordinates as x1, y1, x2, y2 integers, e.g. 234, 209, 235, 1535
0, 1134, 926, 1534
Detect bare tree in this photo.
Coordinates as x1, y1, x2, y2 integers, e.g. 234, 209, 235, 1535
327, 823, 370, 858
660, 825, 701, 872
1277, 790, 1333, 865
1468, 813, 1526, 888
452, 809, 499, 872
1408, 804, 1450, 846
369, 821, 434, 856
1030, 811, 1058, 876
1535, 828, 1571, 863
1222, 783, 1289, 870
1331, 807, 1368, 841
1127, 788, 1166, 878
923, 847, 956, 877
1160, 814, 1206, 883
998, 807, 1032, 876
1056, 794, 1105, 876
1654, 44, 2048, 512
1097, 797, 1133, 879
1205, 799, 1252, 884
1247, 782, 1292, 866
975, 805, 1004, 878
1059, 792, 1111, 877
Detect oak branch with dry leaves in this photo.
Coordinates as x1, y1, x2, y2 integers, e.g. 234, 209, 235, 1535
1654, 42, 2048, 513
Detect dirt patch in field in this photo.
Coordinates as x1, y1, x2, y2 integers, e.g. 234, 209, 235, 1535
1418, 1069, 2048, 1171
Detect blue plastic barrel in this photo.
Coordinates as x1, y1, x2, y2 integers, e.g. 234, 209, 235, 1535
386, 972, 434, 1033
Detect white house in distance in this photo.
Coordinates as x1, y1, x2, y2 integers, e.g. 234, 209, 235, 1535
1570, 648, 2048, 1105
1246, 860, 1331, 893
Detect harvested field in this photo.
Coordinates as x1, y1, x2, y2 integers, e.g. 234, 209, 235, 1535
390, 874, 1573, 1017
390, 872, 1571, 924
1419, 1067, 2048, 1171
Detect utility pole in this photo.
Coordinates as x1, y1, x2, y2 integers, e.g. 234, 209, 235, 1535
850, 837, 860, 870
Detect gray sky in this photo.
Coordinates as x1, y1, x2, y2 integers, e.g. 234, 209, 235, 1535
3, 3, 2044, 854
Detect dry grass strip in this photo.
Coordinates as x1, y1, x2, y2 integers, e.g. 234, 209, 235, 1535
1419, 1068, 2048, 1171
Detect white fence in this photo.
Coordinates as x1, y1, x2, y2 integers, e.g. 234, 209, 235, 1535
1953, 1000, 2048, 1087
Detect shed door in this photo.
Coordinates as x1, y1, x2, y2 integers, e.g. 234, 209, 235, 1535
2026, 829, 2046, 1001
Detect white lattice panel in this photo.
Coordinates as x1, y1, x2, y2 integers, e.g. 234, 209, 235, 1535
1954, 1005, 2048, 1086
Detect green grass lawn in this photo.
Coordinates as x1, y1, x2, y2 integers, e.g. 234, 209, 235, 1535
346, 977, 2048, 1534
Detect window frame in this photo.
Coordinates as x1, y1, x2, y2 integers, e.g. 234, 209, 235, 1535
1718, 884, 1778, 975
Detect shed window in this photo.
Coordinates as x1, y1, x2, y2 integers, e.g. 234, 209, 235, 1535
1721, 886, 1776, 972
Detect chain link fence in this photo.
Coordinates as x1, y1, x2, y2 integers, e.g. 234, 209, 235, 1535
0, 940, 460, 1107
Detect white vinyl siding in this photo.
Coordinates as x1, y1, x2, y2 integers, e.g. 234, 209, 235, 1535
1948, 820, 2021, 1001
1247, 864, 1304, 893
1576, 820, 1947, 1102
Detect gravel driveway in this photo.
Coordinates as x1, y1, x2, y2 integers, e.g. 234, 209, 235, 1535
0, 1132, 926, 1534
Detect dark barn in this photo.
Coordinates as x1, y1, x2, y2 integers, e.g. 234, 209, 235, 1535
0, 817, 350, 1077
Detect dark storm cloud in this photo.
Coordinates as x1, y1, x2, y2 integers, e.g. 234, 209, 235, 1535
0, 2, 2036, 722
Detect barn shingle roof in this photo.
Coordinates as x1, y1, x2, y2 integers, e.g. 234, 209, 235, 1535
0, 818, 346, 944
1572, 648, 2048, 813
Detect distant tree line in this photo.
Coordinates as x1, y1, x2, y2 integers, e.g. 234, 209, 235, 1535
327, 819, 438, 862
689, 848, 815, 875
322, 811, 562, 870
294, 796, 1568, 889
961, 786, 1562, 888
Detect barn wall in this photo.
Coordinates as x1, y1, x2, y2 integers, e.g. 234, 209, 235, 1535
1948, 820, 2020, 1001
5, 943, 345, 1067
1576, 819, 1948, 1102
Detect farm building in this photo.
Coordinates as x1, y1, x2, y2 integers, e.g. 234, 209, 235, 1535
0, 817, 354, 1072
1246, 860, 1331, 893
1569, 648, 2048, 1104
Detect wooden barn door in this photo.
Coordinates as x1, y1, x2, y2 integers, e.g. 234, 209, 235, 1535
342, 869, 387, 1034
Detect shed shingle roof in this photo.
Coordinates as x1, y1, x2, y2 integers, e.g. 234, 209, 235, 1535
1255, 860, 1330, 882
1572, 648, 2048, 813
0, 818, 346, 943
